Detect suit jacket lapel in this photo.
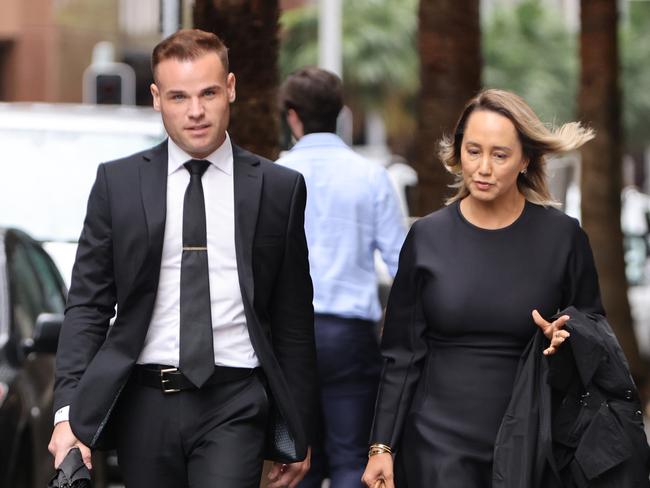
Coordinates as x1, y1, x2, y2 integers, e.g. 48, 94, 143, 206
233, 144, 262, 305
137, 140, 168, 290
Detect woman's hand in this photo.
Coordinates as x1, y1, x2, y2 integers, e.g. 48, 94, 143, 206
532, 309, 570, 356
362, 452, 394, 488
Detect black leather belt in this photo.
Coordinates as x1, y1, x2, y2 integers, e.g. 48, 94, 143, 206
133, 364, 255, 394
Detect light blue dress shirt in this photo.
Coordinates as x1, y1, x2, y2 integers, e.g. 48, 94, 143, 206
276, 133, 407, 321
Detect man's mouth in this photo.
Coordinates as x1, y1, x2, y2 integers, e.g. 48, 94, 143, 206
186, 124, 210, 132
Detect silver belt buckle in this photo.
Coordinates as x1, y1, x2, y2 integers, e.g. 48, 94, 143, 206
160, 367, 181, 394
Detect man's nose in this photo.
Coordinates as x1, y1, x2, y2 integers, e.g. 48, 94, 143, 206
188, 97, 204, 118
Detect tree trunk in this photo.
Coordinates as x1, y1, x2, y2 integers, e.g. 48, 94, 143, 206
579, 0, 644, 380
415, 0, 481, 215
194, 0, 280, 160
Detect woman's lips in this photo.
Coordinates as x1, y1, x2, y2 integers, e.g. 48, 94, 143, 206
474, 181, 493, 191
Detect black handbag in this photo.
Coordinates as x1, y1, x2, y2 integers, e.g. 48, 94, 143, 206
265, 405, 300, 463
47, 448, 91, 488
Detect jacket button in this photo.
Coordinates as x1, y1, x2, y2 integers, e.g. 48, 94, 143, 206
624, 389, 633, 400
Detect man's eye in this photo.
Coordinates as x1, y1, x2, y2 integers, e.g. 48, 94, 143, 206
204, 90, 216, 97
173, 94, 185, 101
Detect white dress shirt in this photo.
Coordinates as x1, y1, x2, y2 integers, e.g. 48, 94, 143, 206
138, 133, 258, 368
55, 133, 258, 425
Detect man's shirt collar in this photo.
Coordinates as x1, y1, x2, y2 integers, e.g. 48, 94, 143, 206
291, 132, 347, 151
167, 132, 233, 176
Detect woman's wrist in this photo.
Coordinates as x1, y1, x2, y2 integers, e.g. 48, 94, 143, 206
368, 443, 392, 457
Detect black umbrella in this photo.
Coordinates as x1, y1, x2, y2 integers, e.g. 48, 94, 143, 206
48, 448, 91, 488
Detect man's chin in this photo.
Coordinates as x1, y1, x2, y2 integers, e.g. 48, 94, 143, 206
181, 142, 219, 160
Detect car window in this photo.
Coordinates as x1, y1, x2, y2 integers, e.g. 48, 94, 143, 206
25, 244, 66, 314
6, 236, 65, 339
7, 241, 44, 338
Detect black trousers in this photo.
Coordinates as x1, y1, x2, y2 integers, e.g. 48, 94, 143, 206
113, 371, 269, 488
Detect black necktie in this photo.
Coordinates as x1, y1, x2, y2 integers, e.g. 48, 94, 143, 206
179, 159, 214, 387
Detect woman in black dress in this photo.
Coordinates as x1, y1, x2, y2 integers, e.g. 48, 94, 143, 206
362, 89, 604, 487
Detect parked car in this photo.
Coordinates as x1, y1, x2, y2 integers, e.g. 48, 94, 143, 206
0, 227, 66, 487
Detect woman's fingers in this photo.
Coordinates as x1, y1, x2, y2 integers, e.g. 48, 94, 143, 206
531, 309, 549, 329
532, 310, 570, 355
544, 328, 571, 355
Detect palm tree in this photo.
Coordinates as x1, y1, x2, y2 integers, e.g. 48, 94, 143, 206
194, 0, 280, 160
415, 0, 481, 215
579, 0, 643, 380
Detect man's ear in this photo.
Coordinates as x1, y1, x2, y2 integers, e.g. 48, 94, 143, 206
151, 83, 161, 111
286, 109, 304, 140
227, 73, 236, 103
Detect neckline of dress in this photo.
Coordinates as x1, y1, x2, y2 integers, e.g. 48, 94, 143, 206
455, 199, 531, 233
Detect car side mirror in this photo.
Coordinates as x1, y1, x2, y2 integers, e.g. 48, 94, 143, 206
22, 313, 64, 355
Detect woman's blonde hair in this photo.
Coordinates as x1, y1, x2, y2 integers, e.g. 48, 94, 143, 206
439, 88, 595, 205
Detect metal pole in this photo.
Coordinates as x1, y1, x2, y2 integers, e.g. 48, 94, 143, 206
318, 0, 342, 77
161, 0, 181, 38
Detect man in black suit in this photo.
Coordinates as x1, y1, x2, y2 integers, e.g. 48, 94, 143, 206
48, 29, 318, 488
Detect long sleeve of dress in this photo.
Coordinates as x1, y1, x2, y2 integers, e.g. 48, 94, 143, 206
370, 222, 429, 449
561, 221, 605, 316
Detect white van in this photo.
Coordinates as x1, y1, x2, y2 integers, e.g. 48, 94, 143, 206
0, 102, 166, 285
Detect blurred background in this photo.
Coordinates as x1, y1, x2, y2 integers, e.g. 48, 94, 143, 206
0, 0, 649, 486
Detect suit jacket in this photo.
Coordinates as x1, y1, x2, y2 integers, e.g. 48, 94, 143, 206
53, 140, 318, 459
493, 307, 650, 487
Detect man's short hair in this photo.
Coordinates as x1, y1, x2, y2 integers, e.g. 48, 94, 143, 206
279, 67, 343, 134
151, 29, 229, 82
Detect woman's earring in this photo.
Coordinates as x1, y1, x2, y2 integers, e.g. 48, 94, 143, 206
520, 167, 528, 175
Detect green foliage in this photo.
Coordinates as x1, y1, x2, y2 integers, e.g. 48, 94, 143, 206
280, 0, 649, 154
279, 0, 418, 110
482, 0, 577, 125
279, 7, 319, 78
621, 2, 650, 152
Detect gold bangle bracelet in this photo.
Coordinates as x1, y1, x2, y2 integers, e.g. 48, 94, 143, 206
368, 443, 392, 457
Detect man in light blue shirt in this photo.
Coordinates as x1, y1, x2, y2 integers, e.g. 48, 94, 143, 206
276, 67, 406, 488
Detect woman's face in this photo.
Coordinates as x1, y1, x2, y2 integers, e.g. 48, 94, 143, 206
460, 109, 528, 205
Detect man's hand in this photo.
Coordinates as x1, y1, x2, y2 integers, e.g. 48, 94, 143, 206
48, 421, 92, 470
267, 447, 311, 488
